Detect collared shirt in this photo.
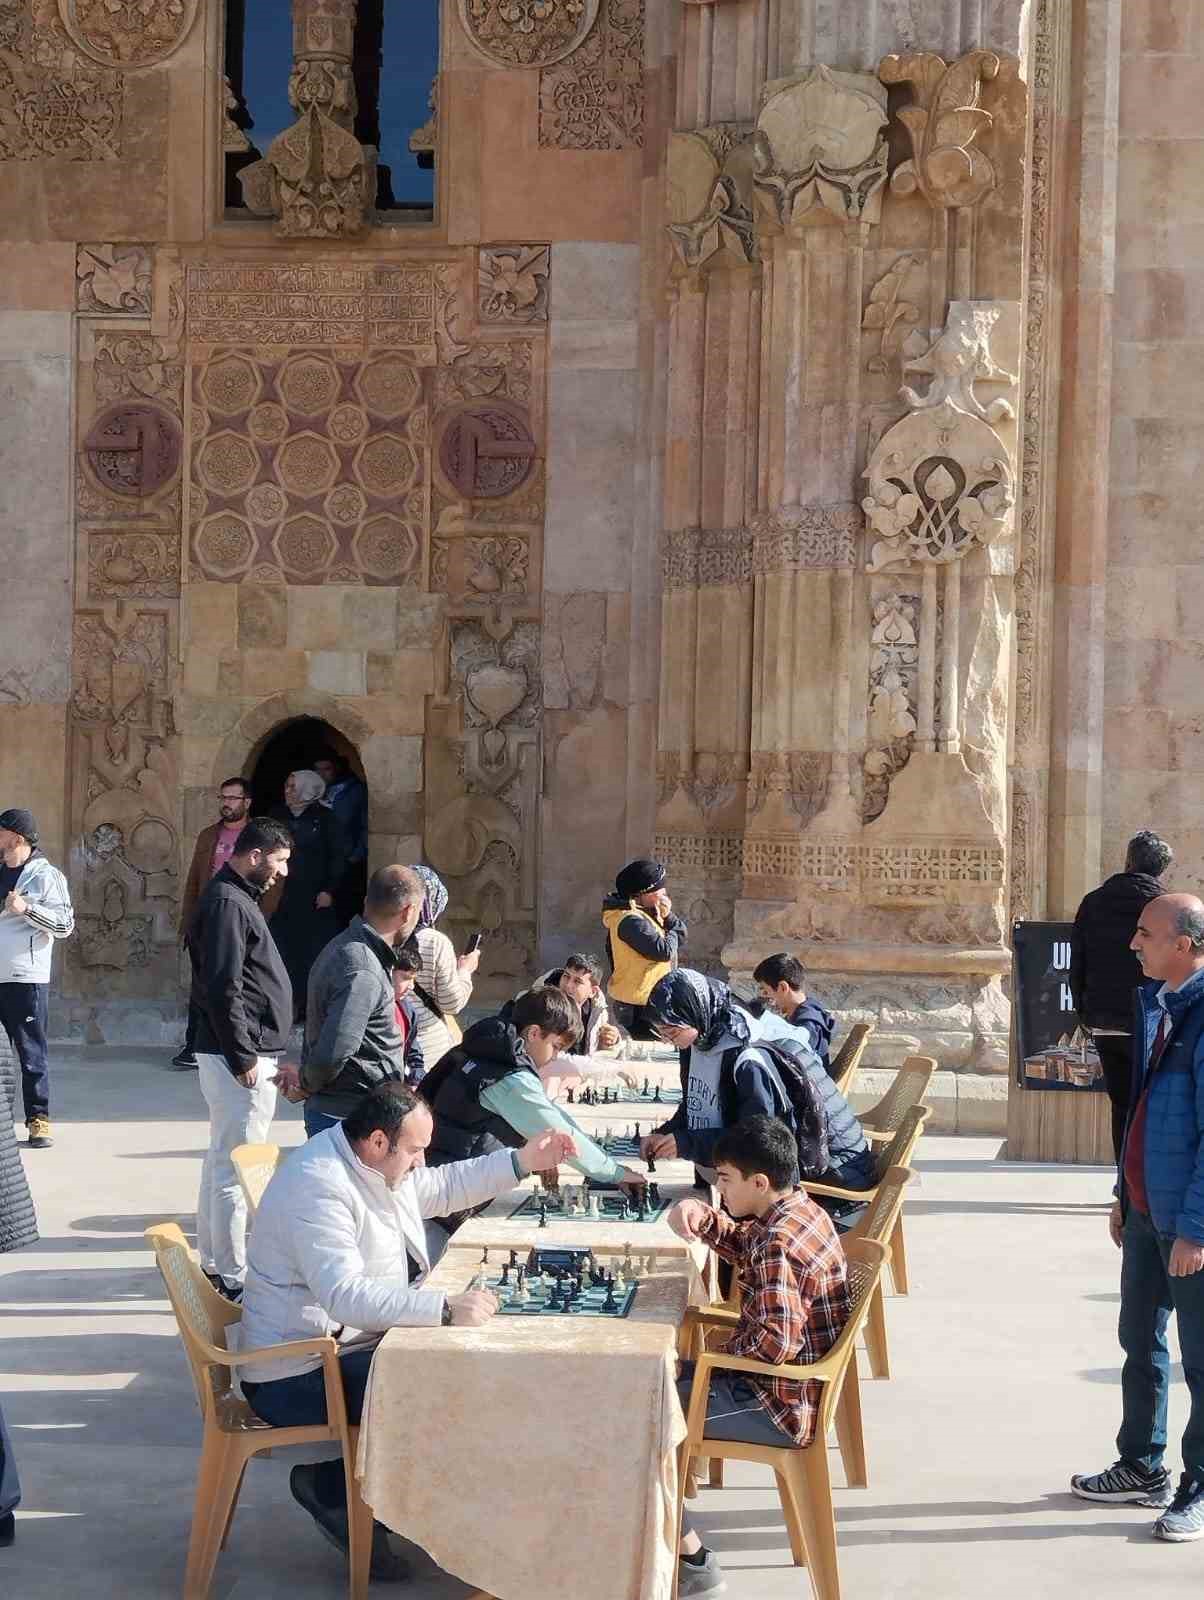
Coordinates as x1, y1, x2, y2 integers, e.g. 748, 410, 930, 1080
696, 1189, 850, 1445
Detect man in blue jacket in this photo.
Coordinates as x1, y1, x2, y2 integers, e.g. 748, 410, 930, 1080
1072, 893, 1204, 1540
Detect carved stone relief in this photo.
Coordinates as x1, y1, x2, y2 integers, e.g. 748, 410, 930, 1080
239, 0, 372, 238
864, 593, 919, 823
863, 302, 1018, 574
189, 348, 428, 586
862, 254, 925, 374
879, 49, 1001, 210
747, 753, 831, 827
57, 0, 199, 67
437, 402, 537, 501
666, 126, 756, 275
538, 0, 643, 151
87, 531, 180, 598
83, 404, 182, 501
76, 245, 152, 315
458, 0, 600, 68
478, 247, 550, 326
753, 66, 888, 227
0, 0, 123, 158
750, 504, 860, 573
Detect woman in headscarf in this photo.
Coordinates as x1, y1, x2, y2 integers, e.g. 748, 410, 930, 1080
640, 968, 876, 1215
267, 769, 347, 1021
404, 864, 480, 1068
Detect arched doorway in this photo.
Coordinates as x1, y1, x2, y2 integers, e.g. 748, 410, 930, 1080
248, 715, 369, 932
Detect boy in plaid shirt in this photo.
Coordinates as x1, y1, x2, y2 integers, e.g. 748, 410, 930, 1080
667, 1115, 850, 1597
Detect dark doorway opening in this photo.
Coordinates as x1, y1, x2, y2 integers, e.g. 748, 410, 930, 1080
248, 717, 365, 817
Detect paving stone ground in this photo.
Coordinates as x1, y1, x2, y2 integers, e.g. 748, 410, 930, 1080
0, 1048, 1199, 1599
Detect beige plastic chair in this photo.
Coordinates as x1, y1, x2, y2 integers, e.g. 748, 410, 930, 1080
829, 1022, 873, 1098
804, 1104, 930, 1297
676, 1238, 891, 1600
847, 1164, 915, 1378
145, 1222, 372, 1600
860, 1055, 936, 1146
231, 1142, 281, 1217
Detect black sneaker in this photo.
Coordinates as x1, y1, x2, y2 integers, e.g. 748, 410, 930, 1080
0, 1512, 14, 1547
1155, 1473, 1204, 1541
288, 1465, 410, 1582
170, 1050, 198, 1071
1071, 1459, 1173, 1506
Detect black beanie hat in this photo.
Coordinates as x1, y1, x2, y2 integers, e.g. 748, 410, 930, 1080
0, 808, 38, 844
616, 858, 665, 899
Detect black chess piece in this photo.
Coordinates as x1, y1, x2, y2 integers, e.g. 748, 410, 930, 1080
603, 1278, 618, 1312
560, 1292, 573, 1313
538, 1200, 548, 1229
649, 1182, 661, 1207
647, 1153, 657, 1175
517, 1264, 527, 1290
642, 1077, 649, 1096
480, 1247, 489, 1265
637, 1191, 648, 1221
567, 1085, 575, 1104
653, 1085, 661, 1102
509, 1248, 518, 1267
500, 1262, 510, 1286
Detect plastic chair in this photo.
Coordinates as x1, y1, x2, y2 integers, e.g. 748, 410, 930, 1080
859, 1055, 936, 1146
231, 1142, 281, 1217
804, 1105, 930, 1297
829, 1023, 873, 1098
145, 1222, 372, 1600
847, 1165, 914, 1378
676, 1238, 891, 1600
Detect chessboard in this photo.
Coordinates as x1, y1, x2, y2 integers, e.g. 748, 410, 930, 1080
506, 1183, 674, 1225
475, 1269, 638, 1319
568, 1082, 682, 1109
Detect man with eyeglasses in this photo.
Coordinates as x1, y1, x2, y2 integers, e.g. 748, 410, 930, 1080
172, 777, 254, 1070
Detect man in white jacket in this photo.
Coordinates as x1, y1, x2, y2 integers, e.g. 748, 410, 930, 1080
239, 1081, 574, 1575
0, 809, 74, 1149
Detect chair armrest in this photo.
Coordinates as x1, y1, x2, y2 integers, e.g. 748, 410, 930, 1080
800, 1178, 868, 1201
224, 1336, 340, 1368
692, 1346, 836, 1387
683, 1306, 740, 1329
864, 1127, 893, 1143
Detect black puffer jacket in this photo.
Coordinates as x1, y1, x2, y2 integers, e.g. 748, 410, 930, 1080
0, 1041, 37, 1252
419, 1015, 537, 1166
1070, 872, 1164, 1030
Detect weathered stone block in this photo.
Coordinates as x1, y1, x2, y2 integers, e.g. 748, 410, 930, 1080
238, 585, 288, 650
289, 587, 346, 651
308, 651, 366, 695
243, 649, 307, 696
343, 589, 399, 653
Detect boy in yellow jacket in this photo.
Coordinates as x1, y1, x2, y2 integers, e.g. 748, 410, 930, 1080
601, 858, 687, 1039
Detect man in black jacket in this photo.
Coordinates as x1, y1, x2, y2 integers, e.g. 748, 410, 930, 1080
1070, 829, 1173, 1163
189, 817, 293, 1299
293, 864, 426, 1137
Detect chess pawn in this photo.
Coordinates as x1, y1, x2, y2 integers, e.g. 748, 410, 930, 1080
589, 1193, 601, 1218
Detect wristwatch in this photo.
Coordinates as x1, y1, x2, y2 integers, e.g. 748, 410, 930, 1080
440, 1299, 453, 1327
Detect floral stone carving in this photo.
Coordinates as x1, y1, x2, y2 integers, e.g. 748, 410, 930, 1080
878, 49, 1001, 211
863, 302, 1018, 573
76, 244, 152, 313
478, 246, 550, 325
239, 0, 372, 238
666, 126, 756, 274
753, 66, 888, 227
57, 0, 199, 67
458, 0, 600, 68
538, 0, 643, 150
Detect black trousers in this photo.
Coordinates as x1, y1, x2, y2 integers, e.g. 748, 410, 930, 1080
0, 1398, 20, 1519
1095, 1033, 1134, 1165
0, 983, 49, 1122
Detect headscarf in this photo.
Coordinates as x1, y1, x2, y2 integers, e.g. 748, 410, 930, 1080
408, 863, 449, 930
286, 769, 325, 815
645, 969, 752, 1052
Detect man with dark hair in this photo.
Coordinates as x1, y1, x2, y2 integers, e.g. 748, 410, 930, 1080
390, 943, 426, 1084
313, 749, 369, 929
239, 1082, 574, 1573
0, 807, 74, 1149
517, 953, 621, 1056
1070, 829, 1174, 1161
420, 985, 647, 1195
666, 1115, 850, 1598
601, 857, 687, 1039
290, 864, 426, 1136
1072, 893, 1204, 1539
173, 776, 254, 1071
753, 951, 837, 1077
189, 816, 294, 1299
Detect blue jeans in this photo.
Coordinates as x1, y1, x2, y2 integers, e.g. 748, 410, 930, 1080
0, 1398, 20, 1518
1118, 1206, 1204, 1478
304, 1103, 344, 1139
243, 1345, 378, 1508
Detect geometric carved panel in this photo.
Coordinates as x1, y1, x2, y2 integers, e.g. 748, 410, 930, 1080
189, 348, 428, 586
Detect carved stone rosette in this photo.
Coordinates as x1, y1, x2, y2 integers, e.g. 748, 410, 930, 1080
239, 0, 373, 239
58, 0, 199, 67
458, 0, 600, 67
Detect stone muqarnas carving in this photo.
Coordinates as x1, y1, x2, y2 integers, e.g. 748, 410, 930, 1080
666, 126, 756, 273
239, 0, 373, 238
753, 66, 889, 227
863, 302, 1018, 574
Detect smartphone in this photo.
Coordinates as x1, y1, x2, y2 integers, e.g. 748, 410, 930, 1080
465, 931, 485, 954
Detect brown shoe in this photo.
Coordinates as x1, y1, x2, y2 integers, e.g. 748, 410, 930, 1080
26, 1116, 53, 1148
